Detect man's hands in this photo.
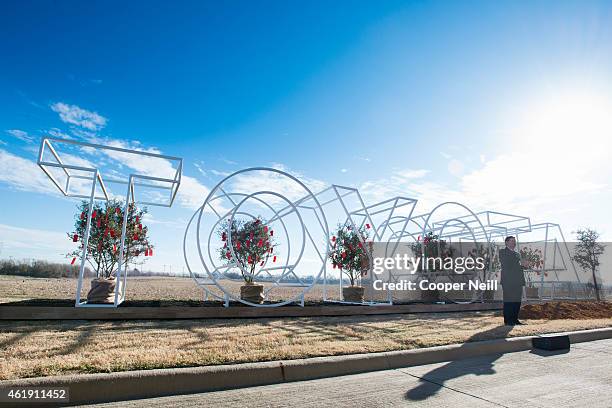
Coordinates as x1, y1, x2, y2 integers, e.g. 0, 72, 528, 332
520, 259, 530, 268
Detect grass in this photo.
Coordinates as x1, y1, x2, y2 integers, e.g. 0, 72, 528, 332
1, 275, 610, 380
0, 275, 331, 303
1, 312, 611, 380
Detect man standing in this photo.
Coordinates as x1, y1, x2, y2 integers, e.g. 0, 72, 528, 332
499, 236, 528, 325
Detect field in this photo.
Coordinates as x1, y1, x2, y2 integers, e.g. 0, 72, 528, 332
2, 311, 612, 380
1, 275, 210, 303
0, 275, 386, 304
1, 275, 611, 381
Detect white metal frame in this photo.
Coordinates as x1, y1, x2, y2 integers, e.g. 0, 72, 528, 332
37, 140, 589, 308
515, 222, 582, 300
314, 186, 418, 306
38, 137, 182, 307
184, 167, 330, 307
184, 166, 590, 307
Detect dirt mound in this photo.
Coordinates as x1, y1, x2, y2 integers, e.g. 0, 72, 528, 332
520, 301, 612, 320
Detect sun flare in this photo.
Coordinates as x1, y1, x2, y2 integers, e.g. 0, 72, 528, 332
517, 89, 612, 158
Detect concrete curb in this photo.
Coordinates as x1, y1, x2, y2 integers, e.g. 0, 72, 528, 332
1, 327, 610, 406
0, 302, 502, 320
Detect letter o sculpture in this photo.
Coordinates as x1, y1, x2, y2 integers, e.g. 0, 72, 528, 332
183, 168, 330, 307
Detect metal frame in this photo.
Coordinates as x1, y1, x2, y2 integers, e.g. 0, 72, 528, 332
184, 166, 590, 307
37, 142, 588, 309
415, 202, 495, 304
319, 185, 417, 306
314, 186, 418, 306
38, 137, 182, 307
184, 167, 330, 307
35, 136, 590, 309
515, 222, 583, 300
183, 173, 424, 307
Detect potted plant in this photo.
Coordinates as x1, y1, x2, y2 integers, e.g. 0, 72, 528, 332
410, 232, 450, 302
218, 217, 276, 304
469, 243, 499, 301
520, 246, 544, 298
68, 200, 152, 303
328, 223, 371, 303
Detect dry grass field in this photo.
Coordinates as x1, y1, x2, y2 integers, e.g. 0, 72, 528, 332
0, 275, 331, 304
1, 311, 611, 380
0, 274, 401, 304
2, 275, 610, 381
1, 275, 197, 302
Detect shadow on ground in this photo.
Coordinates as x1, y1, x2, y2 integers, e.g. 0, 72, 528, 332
404, 325, 513, 401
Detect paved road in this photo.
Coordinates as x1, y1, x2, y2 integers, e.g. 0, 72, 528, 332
89, 338, 612, 408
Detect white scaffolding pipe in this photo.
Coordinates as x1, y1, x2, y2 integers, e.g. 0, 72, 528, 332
38, 137, 183, 308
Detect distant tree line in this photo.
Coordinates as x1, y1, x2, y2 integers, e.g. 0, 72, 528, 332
0, 259, 181, 279
0, 259, 93, 278
1, 258, 345, 283
221, 271, 342, 284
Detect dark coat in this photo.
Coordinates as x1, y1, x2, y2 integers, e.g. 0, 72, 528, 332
499, 247, 525, 298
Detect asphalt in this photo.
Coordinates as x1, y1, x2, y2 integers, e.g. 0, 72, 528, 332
85, 338, 612, 408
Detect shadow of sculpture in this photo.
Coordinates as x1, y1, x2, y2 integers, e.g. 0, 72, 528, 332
404, 325, 513, 401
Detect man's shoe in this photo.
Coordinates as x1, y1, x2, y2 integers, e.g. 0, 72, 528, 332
515, 320, 526, 325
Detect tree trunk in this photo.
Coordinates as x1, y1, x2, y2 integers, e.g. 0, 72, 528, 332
592, 266, 601, 301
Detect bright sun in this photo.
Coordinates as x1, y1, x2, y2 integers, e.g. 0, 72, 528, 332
516, 89, 612, 158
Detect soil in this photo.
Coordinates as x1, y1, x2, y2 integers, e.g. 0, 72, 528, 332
4, 299, 612, 320
520, 301, 612, 320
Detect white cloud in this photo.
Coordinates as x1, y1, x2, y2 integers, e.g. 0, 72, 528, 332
176, 175, 212, 210
228, 164, 328, 205
141, 213, 185, 229
0, 223, 73, 258
459, 151, 604, 213
5, 129, 34, 143
51, 102, 107, 131
340, 168, 348, 173
74, 136, 213, 211
219, 157, 237, 165
69, 128, 98, 140
46, 128, 72, 139
194, 162, 207, 177
0, 140, 6, 146
85, 136, 175, 177
210, 169, 231, 177
0, 149, 58, 195
395, 169, 429, 179
360, 88, 612, 235
359, 149, 608, 238
0, 133, 213, 212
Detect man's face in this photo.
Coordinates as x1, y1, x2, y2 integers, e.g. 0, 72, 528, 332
506, 237, 516, 250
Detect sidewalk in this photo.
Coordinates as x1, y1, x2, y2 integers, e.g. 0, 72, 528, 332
88, 337, 612, 407
2, 327, 610, 406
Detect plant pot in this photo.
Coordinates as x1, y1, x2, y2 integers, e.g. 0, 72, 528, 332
240, 283, 265, 304
420, 289, 440, 302
483, 290, 496, 301
525, 286, 539, 298
342, 286, 365, 303
87, 278, 122, 304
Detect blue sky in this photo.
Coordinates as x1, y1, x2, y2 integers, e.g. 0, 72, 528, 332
1, 1, 612, 274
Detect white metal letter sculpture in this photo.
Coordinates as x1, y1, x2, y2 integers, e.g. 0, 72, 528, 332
183, 167, 587, 307
37, 140, 588, 308
38, 137, 182, 307
183, 168, 330, 307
